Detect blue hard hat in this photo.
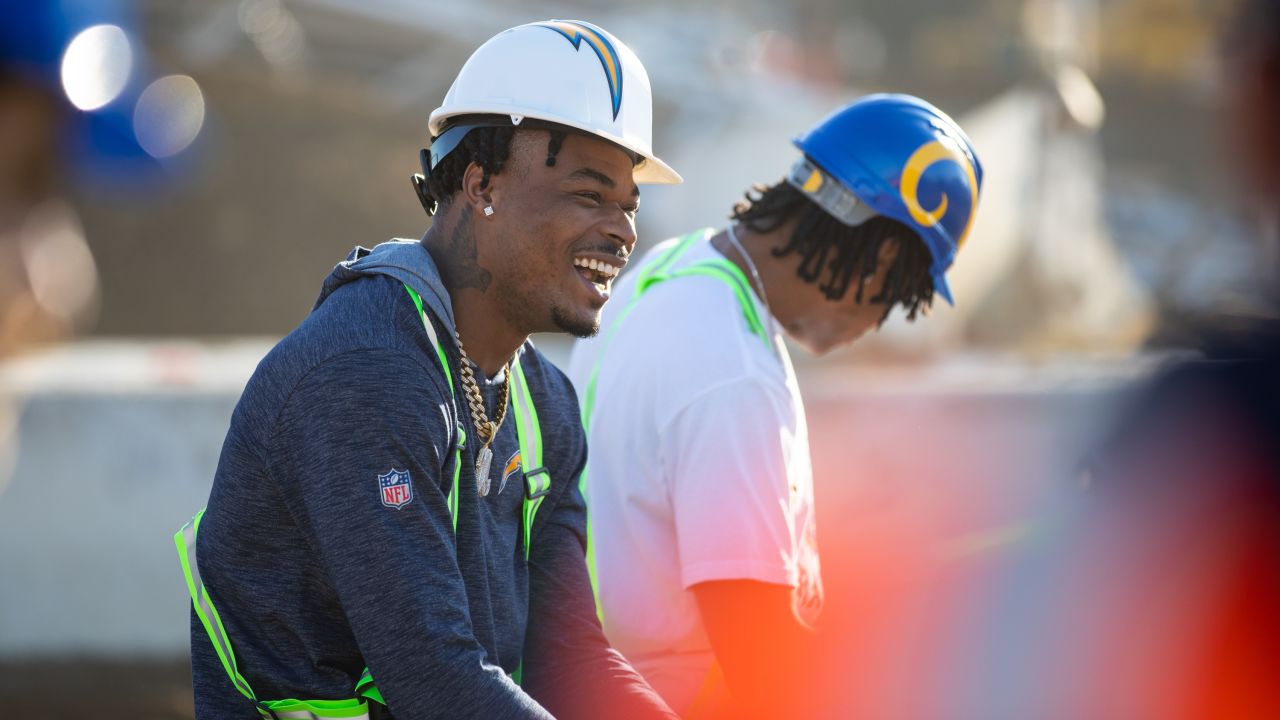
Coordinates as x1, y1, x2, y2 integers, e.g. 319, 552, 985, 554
787, 94, 983, 306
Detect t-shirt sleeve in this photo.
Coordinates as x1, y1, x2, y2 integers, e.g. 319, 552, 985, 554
268, 348, 552, 719
662, 375, 802, 589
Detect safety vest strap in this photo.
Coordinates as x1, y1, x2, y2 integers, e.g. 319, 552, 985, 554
354, 669, 383, 705
176, 510, 255, 705
505, 349, 548, 690
509, 356, 547, 560
175, 510, 377, 719
404, 285, 463, 531
642, 257, 770, 345
255, 700, 373, 719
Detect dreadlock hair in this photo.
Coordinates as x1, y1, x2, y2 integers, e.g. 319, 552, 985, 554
732, 179, 937, 323
419, 114, 570, 214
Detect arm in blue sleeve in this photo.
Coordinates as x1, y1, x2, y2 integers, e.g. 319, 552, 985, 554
269, 348, 554, 719
520, 450, 679, 719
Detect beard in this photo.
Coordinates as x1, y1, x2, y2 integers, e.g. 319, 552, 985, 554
551, 305, 601, 339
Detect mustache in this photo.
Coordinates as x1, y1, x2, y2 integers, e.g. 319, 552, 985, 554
573, 243, 630, 260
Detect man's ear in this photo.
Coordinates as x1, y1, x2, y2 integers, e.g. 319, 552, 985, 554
459, 161, 493, 215
877, 237, 901, 267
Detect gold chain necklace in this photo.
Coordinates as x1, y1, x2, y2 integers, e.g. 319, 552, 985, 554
454, 332, 510, 497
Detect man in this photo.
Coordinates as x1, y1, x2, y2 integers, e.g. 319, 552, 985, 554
178, 20, 680, 719
567, 94, 982, 718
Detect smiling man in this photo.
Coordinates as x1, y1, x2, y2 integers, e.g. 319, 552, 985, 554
177, 21, 679, 719
568, 94, 982, 718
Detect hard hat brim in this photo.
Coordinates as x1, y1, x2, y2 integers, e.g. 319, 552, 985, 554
429, 106, 681, 185
933, 272, 955, 306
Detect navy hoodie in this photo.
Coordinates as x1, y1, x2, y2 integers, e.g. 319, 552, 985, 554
189, 240, 675, 719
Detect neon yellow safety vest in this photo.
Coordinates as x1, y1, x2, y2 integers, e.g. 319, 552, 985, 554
175, 284, 551, 719
578, 228, 770, 613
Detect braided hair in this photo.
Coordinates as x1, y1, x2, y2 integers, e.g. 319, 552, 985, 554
732, 179, 937, 323
419, 114, 570, 213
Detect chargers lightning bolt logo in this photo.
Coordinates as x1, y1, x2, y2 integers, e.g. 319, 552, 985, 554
536, 20, 624, 120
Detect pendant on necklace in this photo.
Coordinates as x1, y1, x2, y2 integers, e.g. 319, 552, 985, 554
475, 444, 493, 496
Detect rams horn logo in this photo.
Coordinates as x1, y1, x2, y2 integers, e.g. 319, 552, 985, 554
537, 20, 624, 121
900, 138, 980, 250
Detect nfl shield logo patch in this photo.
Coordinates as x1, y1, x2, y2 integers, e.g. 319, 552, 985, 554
379, 469, 413, 509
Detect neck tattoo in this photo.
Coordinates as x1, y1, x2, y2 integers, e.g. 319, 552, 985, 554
454, 332, 510, 497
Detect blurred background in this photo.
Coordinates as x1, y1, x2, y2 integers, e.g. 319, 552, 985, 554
1, 0, 1274, 717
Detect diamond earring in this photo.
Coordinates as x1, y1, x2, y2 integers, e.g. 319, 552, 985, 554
483, 206, 494, 217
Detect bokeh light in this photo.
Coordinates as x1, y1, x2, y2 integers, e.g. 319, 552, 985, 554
59, 24, 133, 112
21, 202, 98, 326
133, 75, 206, 159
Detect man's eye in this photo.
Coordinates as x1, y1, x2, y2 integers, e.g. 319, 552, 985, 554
577, 191, 602, 203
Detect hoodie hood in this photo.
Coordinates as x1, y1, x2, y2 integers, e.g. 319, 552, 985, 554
315, 239, 455, 335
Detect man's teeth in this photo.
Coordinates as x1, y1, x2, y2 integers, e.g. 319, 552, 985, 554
573, 257, 620, 279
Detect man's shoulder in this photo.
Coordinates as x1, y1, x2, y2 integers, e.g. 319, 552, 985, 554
246, 277, 449, 412
625, 248, 759, 344
610, 268, 776, 391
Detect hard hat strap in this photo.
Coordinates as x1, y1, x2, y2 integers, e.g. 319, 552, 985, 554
785, 157, 878, 227
428, 121, 508, 173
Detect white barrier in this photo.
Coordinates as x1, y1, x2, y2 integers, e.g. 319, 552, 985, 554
0, 340, 1151, 657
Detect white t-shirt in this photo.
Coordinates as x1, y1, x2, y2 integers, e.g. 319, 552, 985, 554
566, 230, 823, 715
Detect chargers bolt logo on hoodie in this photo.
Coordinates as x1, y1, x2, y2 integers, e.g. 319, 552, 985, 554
499, 451, 521, 496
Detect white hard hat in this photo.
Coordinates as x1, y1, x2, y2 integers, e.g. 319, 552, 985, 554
427, 20, 681, 184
